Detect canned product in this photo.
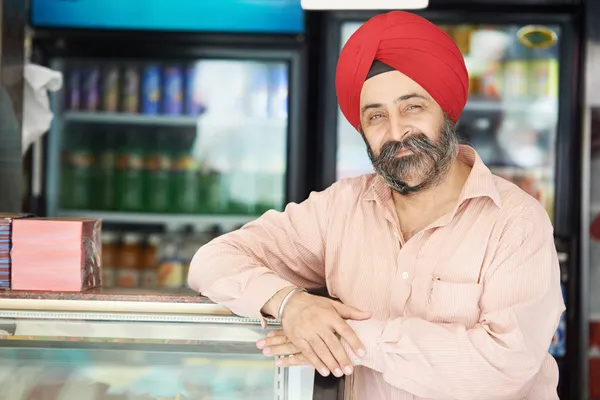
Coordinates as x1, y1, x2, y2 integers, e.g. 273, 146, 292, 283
102, 65, 120, 112
141, 65, 161, 115
122, 66, 140, 113
162, 66, 183, 116
184, 63, 201, 116
68, 68, 81, 110
81, 67, 100, 111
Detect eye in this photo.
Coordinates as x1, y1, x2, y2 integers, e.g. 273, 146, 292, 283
405, 105, 422, 112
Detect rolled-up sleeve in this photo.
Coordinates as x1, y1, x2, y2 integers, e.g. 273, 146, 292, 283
188, 188, 333, 321
343, 203, 565, 400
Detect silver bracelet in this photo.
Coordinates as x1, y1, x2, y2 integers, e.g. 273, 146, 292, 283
278, 287, 307, 321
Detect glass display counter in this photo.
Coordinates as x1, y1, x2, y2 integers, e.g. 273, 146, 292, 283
0, 289, 344, 400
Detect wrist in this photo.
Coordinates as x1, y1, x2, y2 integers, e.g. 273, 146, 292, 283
278, 287, 307, 321
261, 286, 297, 319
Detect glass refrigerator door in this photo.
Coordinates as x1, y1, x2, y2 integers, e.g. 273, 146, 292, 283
0, 317, 315, 400
336, 22, 560, 222
47, 58, 289, 230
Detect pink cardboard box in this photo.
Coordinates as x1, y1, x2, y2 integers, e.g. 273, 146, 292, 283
11, 218, 102, 292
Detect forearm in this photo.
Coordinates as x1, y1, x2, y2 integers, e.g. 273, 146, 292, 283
345, 315, 558, 400
188, 239, 301, 320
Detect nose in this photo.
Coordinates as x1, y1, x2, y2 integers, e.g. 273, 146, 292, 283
388, 115, 411, 142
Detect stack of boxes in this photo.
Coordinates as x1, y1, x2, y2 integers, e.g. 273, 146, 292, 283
0, 215, 102, 292
0, 214, 32, 290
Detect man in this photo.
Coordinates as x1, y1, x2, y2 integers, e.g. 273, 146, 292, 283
188, 11, 565, 399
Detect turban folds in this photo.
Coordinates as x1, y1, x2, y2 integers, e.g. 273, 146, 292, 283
336, 11, 469, 130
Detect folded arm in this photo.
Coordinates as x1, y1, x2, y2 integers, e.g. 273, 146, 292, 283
188, 188, 333, 322
344, 205, 565, 400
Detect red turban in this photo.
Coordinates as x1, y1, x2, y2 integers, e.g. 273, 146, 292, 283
336, 11, 469, 130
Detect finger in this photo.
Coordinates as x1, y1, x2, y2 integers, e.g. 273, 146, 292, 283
297, 339, 331, 378
333, 320, 366, 358
276, 354, 311, 368
267, 330, 285, 338
331, 301, 371, 320
320, 329, 354, 376
257, 334, 288, 350
262, 343, 301, 357
307, 335, 344, 378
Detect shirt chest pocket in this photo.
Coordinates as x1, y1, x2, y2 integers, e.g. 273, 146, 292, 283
426, 278, 483, 329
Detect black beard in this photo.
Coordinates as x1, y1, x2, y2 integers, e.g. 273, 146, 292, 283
364, 118, 459, 196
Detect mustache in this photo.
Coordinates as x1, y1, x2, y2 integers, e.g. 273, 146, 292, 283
371, 133, 439, 164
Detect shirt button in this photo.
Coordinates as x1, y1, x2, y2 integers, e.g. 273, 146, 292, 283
402, 272, 409, 280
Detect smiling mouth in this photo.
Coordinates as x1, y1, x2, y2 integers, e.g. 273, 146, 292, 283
395, 148, 413, 157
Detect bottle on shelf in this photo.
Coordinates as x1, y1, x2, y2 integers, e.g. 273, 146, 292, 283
162, 65, 184, 116
101, 231, 119, 288
114, 129, 145, 212
116, 232, 143, 288
122, 64, 140, 114
141, 233, 161, 289
143, 130, 172, 213
170, 131, 199, 214
81, 65, 100, 111
197, 163, 221, 214
101, 64, 120, 112
141, 64, 161, 115
91, 130, 116, 211
157, 233, 184, 289
185, 62, 206, 116
60, 127, 94, 210
67, 65, 81, 111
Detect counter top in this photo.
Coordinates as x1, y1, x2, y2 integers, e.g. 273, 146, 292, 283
0, 287, 210, 303
0, 288, 232, 315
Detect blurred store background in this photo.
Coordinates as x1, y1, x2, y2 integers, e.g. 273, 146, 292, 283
0, 0, 599, 398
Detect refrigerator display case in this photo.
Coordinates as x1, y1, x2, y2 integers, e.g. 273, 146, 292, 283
312, 9, 582, 400
27, 0, 309, 234
26, 1, 310, 292
47, 56, 292, 231
583, 1, 600, 399
0, 290, 340, 400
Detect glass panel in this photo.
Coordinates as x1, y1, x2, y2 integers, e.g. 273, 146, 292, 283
336, 22, 560, 222
589, 108, 600, 399
48, 58, 289, 290
53, 58, 288, 217
0, 346, 275, 399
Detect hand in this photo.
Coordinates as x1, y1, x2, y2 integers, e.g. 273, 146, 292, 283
257, 330, 312, 367
259, 291, 370, 378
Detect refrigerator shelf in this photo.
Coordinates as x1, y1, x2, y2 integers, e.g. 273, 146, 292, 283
63, 111, 200, 127
56, 210, 257, 232
464, 97, 557, 113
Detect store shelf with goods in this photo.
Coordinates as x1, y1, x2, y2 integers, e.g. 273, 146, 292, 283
63, 111, 200, 127
62, 112, 289, 130
464, 97, 558, 114
56, 210, 257, 232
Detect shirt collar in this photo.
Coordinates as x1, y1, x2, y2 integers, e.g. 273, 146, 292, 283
363, 145, 502, 208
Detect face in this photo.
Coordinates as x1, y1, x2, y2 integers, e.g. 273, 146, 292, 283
359, 70, 459, 196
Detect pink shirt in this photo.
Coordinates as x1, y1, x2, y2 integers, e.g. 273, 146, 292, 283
188, 145, 565, 399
